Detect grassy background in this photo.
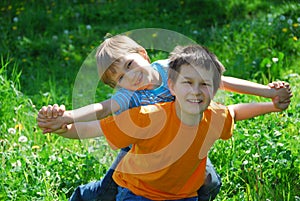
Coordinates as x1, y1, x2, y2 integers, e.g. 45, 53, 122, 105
0, 0, 299, 200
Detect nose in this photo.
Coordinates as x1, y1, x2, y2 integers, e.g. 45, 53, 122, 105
191, 84, 202, 95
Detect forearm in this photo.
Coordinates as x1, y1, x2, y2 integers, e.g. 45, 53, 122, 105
229, 102, 282, 121
64, 99, 119, 124
64, 103, 106, 124
221, 76, 276, 98
56, 121, 103, 139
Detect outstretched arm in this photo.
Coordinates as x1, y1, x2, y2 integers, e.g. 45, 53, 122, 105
221, 76, 291, 102
52, 120, 103, 139
228, 95, 291, 121
37, 99, 120, 133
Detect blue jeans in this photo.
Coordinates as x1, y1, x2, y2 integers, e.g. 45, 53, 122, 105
69, 148, 221, 201
117, 186, 198, 201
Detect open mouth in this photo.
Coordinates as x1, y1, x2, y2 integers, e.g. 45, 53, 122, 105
187, 99, 203, 104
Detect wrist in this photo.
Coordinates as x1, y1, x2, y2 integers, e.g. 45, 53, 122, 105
265, 87, 277, 98
63, 111, 74, 124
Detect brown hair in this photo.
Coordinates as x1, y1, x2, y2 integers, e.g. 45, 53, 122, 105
168, 45, 225, 94
96, 34, 145, 87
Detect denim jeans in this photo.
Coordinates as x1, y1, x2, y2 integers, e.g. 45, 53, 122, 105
69, 147, 221, 201
117, 186, 198, 201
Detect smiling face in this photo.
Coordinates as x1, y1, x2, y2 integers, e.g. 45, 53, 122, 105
106, 51, 161, 91
168, 64, 215, 125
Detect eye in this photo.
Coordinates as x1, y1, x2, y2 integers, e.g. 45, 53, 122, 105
201, 82, 211, 87
182, 80, 192, 84
126, 60, 133, 69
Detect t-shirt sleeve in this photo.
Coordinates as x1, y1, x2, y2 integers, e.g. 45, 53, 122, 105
219, 106, 234, 140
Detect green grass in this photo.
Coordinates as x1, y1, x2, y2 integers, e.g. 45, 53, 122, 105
0, 0, 299, 200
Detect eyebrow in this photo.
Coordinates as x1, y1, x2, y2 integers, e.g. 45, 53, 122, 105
182, 76, 211, 82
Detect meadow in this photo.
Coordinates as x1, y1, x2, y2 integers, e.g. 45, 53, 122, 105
0, 0, 299, 200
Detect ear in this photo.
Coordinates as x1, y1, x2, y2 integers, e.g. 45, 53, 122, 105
168, 79, 176, 96
138, 49, 151, 63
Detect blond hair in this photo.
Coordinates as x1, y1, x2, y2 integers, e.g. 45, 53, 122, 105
96, 35, 145, 87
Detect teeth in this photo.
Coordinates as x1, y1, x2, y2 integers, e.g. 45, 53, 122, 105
188, 99, 202, 103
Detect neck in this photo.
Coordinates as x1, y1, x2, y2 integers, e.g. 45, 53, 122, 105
175, 104, 203, 126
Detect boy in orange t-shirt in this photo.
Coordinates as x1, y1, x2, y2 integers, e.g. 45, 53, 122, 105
49, 45, 291, 200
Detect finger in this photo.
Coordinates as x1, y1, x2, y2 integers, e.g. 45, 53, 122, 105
39, 106, 48, 116
52, 104, 59, 118
46, 105, 53, 118
43, 128, 53, 134
274, 82, 283, 89
37, 112, 47, 119
37, 117, 48, 123
284, 82, 290, 88
273, 96, 280, 103
279, 99, 291, 104
58, 105, 66, 116
268, 83, 274, 88
37, 121, 48, 128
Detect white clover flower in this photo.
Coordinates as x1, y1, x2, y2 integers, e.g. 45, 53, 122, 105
13, 17, 18, 22
272, 57, 279, 63
242, 160, 248, 165
52, 35, 58, 40
88, 146, 94, 153
57, 157, 63, 162
277, 142, 284, 147
287, 19, 293, 25
86, 25, 92, 30
45, 170, 51, 177
100, 157, 107, 164
64, 30, 69, 35
274, 130, 281, 136
12, 160, 22, 167
252, 153, 260, 158
49, 155, 56, 161
192, 30, 199, 35
18, 136, 28, 143
297, 17, 300, 23
280, 15, 286, 21
8, 128, 16, 134
267, 14, 273, 23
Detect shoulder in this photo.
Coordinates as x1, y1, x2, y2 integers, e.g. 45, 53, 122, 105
152, 59, 169, 72
206, 101, 233, 119
207, 101, 227, 111
139, 102, 171, 114
152, 59, 169, 67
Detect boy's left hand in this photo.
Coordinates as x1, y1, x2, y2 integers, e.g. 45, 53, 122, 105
39, 104, 65, 119
272, 96, 291, 111
268, 81, 293, 103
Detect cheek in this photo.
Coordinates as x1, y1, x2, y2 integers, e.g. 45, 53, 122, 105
202, 87, 214, 98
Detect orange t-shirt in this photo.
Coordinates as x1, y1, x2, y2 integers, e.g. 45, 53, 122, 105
100, 101, 234, 200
